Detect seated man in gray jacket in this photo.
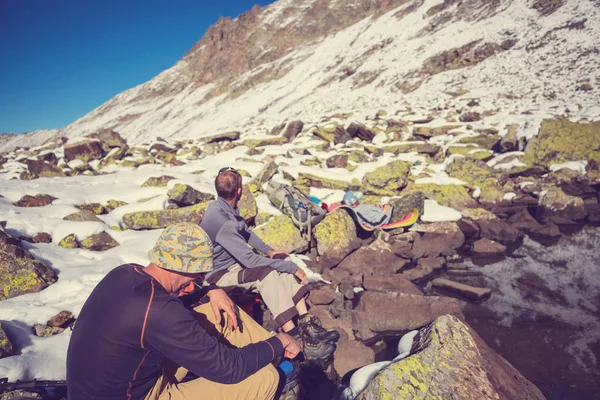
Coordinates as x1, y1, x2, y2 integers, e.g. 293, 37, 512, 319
200, 167, 339, 360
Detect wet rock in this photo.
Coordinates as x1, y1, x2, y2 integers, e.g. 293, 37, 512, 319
25, 158, 64, 178
326, 154, 349, 168
333, 340, 375, 378
32, 232, 52, 244
314, 211, 360, 269
358, 315, 545, 400
0, 321, 13, 358
167, 184, 214, 207
363, 275, 423, 295
63, 210, 104, 223
254, 215, 308, 254
362, 160, 412, 196
122, 202, 210, 230
201, 131, 240, 144
14, 194, 57, 207
79, 232, 119, 251
472, 238, 506, 255
282, 121, 304, 141
432, 278, 492, 301
346, 122, 376, 141
64, 140, 104, 163
58, 234, 79, 249
350, 291, 463, 341
0, 231, 57, 300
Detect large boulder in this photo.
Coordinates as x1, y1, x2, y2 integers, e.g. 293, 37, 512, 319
64, 140, 104, 163
334, 340, 375, 378
282, 121, 304, 141
0, 321, 13, 358
523, 117, 600, 171
201, 131, 241, 144
410, 222, 465, 258
254, 215, 308, 254
362, 275, 423, 295
337, 239, 408, 277
79, 232, 120, 252
314, 211, 360, 269
358, 315, 545, 400
243, 137, 288, 148
362, 160, 412, 196
238, 184, 258, 222
0, 231, 57, 300
413, 124, 461, 138
14, 194, 57, 207
63, 210, 104, 223
346, 122, 376, 141
447, 157, 507, 204
347, 291, 463, 341
122, 202, 209, 230
86, 128, 128, 149
402, 183, 478, 210
167, 184, 214, 207
25, 158, 64, 178
537, 187, 588, 221
254, 161, 278, 184
477, 218, 524, 244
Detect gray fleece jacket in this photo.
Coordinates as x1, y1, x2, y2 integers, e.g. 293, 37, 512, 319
200, 197, 298, 276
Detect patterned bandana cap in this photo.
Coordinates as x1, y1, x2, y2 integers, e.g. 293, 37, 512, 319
343, 191, 364, 205
148, 223, 214, 273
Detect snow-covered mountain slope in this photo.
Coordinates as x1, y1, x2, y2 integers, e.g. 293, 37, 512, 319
3, 0, 600, 151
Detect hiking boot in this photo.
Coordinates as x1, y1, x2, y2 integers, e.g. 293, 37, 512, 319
294, 333, 336, 360
299, 314, 341, 344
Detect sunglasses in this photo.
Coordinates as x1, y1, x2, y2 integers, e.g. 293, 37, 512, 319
218, 167, 240, 175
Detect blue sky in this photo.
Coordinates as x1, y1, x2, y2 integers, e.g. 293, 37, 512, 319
0, 0, 275, 134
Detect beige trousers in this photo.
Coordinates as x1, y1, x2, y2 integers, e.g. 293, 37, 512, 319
144, 303, 279, 400
213, 264, 309, 327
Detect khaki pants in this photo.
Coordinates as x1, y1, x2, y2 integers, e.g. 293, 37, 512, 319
145, 303, 279, 400
212, 264, 309, 327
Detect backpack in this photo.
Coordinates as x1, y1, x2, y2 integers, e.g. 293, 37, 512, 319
266, 181, 326, 243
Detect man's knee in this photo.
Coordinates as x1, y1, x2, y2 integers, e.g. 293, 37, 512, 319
262, 364, 280, 393
251, 364, 279, 399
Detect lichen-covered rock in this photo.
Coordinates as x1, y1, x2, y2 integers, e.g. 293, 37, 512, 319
167, 184, 214, 207
346, 122, 376, 141
282, 121, 304, 141
80, 232, 119, 251
106, 199, 128, 212
87, 128, 128, 149
384, 142, 442, 156
254, 161, 278, 184
458, 133, 501, 150
403, 183, 477, 211
201, 131, 240, 144
58, 234, 79, 249
295, 173, 361, 191
326, 154, 349, 168
537, 187, 588, 221
314, 211, 360, 269
63, 210, 104, 223
238, 184, 258, 222
32, 232, 52, 244
32, 324, 64, 337
64, 140, 104, 163
447, 158, 507, 204
459, 111, 482, 122
524, 117, 600, 168
25, 158, 65, 178
0, 321, 13, 358
14, 194, 57, 207
362, 160, 412, 195
357, 315, 545, 400
243, 137, 288, 148
254, 215, 308, 254
0, 231, 57, 301
75, 203, 107, 215
446, 146, 494, 160
142, 175, 176, 187
122, 202, 210, 230
413, 124, 461, 138
500, 124, 519, 153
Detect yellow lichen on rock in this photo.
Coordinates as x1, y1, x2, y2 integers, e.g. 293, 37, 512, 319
362, 160, 412, 196
403, 183, 477, 210
254, 215, 308, 254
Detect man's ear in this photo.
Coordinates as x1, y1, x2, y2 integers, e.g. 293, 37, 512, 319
237, 186, 242, 197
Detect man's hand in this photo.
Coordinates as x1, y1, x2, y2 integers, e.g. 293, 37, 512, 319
275, 333, 301, 359
207, 289, 239, 330
267, 249, 289, 259
294, 267, 307, 284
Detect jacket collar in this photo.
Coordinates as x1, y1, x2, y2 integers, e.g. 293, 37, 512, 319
217, 196, 240, 218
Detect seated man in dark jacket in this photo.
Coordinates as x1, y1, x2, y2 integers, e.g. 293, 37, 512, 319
66, 222, 299, 400
200, 167, 339, 360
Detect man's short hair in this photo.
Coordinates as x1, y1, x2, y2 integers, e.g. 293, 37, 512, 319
215, 171, 241, 200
